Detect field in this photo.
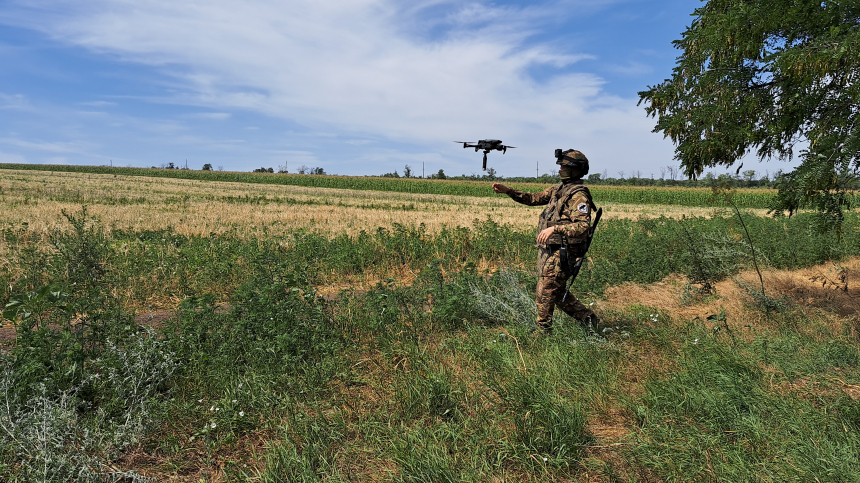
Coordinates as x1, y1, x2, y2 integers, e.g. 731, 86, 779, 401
1, 168, 859, 482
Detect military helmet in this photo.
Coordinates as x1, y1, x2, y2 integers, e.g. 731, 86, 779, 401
555, 149, 589, 177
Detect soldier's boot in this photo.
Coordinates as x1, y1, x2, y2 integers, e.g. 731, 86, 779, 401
535, 304, 554, 334
557, 293, 595, 320
557, 293, 606, 334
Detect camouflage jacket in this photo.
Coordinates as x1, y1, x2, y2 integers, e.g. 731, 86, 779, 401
506, 181, 596, 246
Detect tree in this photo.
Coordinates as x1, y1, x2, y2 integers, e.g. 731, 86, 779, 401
404, 165, 413, 178
639, 0, 860, 231
666, 165, 678, 181
202, 163, 213, 171
431, 169, 447, 180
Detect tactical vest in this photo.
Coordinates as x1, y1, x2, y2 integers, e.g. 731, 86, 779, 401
538, 182, 596, 246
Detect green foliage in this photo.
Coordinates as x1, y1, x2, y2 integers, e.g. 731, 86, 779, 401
391, 428, 473, 483
476, 346, 591, 468
166, 255, 344, 401
3, 201, 860, 480
395, 351, 465, 421
257, 411, 347, 483
2, 284, 68, 330
631, 331, 860, 482
639, 0, 860, 230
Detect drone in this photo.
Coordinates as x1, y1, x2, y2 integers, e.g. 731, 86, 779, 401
454, 139, 515, 170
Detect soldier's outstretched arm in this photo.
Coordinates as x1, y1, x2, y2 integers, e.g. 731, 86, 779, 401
492, 183, 510, 194
505, 185, 553, 206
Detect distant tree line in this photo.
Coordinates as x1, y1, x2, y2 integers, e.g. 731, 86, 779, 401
377, 164, 828, 190
154, 161, 856, 191
249, 165, 325, 174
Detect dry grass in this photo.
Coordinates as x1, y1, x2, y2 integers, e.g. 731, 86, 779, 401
1, 169, 759, 247
600, 256, 860, 339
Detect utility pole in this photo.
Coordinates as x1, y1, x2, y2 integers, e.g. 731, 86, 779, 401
422, 162, 425, 179
536, 161, 538, 179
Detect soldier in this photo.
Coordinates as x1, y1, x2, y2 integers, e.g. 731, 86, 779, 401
492, 149, 599, 334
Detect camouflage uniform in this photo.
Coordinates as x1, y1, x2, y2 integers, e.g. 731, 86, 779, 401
506, 180, 597, 332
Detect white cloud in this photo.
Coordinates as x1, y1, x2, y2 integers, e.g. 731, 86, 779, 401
0, 93, 30, 110
0, 137, 93, 154
0, 0, 675, 175
185, 112, 232, 120
77, 100, 117, 107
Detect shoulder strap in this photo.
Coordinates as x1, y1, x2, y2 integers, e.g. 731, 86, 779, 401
562, 184, 598, 212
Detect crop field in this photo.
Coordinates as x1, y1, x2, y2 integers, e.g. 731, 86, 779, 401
3, 162, 830, 209
1, 167, 860, 482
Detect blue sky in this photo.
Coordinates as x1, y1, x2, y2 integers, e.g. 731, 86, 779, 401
0, 0, 784, 179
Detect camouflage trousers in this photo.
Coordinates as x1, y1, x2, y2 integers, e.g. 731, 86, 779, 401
536, 246, 596, 332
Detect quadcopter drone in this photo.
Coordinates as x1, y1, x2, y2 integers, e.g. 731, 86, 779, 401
454, 139, 515, 170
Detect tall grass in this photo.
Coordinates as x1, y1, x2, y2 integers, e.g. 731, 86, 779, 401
630, 328, 860, 481
0, 206, 859, 480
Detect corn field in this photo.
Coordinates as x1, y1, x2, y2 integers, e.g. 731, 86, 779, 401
3, 163, 847, 209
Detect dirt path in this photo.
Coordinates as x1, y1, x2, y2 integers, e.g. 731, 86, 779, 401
0, 310, 175, 346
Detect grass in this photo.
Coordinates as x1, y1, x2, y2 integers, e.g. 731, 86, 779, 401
0, 171, 859, 481
3, 162, 833, 208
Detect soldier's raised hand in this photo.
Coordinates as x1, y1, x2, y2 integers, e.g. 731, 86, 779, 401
492, 183, 510, 194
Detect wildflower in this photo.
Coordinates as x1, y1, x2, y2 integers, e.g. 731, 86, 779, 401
210, 422, 217, 429
209, 406, 214, 411
232, 399, 237, 403
543, 457, 548, 462
239, 411, 245, 417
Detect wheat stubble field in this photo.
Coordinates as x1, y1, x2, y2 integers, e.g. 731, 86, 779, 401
0, 169, 758, 238
1, 167, 859, 482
